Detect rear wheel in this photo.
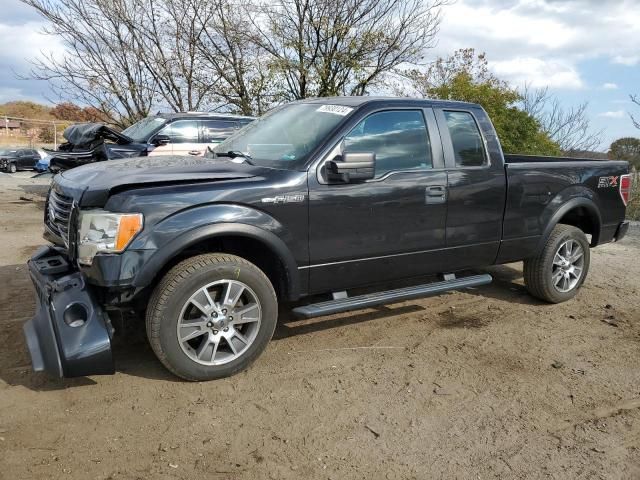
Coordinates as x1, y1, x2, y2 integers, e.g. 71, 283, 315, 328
146, 253, 278, 381
524, 224, 590, 303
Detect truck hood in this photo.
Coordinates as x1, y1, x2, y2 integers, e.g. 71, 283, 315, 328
58, 155, 267, 207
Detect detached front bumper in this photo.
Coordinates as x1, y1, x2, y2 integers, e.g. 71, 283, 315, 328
23, 246, 115, 378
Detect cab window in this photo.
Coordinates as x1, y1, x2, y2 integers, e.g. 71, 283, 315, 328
444, 111, 487, 167
343, 110, 432, 177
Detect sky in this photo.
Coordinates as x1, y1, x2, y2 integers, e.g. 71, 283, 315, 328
1, 0, 639, 149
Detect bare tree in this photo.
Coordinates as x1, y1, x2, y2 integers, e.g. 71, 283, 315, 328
252, 0, 448, 100
192, 0, 281, 116
630, 94, 640, 129
22, 0, 158, 128
116, 0, 218, 113
22, 0, 451, 122
520, 84, 603, 154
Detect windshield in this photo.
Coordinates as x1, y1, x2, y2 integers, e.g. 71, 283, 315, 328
0, 149, 16, 156
122, 116, 168, 142
214, 103, 355, 168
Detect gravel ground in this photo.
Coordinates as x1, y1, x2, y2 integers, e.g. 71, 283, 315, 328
0, 172, 639, 480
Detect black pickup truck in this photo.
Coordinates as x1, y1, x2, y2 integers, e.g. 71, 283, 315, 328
24, 97, 632, 381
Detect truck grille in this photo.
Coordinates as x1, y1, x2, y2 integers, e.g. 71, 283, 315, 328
46, 189, 74, 246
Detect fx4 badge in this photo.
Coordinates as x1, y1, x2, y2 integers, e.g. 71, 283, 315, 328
261, 193, 306, 204
598, 176, 619, 188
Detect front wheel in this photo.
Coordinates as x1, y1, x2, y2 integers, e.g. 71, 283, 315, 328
8, 163, 17, 173
146, 254, 278, 381
524, 224, 590, 303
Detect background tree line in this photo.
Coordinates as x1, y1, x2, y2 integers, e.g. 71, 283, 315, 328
23, 0, 446, 127
21, 0, 610, 158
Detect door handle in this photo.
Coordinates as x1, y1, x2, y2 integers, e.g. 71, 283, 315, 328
425, 185, 447, 204
188, 150, 201, 156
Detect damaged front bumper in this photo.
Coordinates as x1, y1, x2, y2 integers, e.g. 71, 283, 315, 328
23, 246, 115, 378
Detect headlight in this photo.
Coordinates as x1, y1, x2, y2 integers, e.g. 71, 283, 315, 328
78, 210, 143, 265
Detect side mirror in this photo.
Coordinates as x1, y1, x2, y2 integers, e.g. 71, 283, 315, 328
327, 152, 375, 183
152, 134, 171, 146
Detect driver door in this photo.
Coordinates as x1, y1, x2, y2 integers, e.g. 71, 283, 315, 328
307, 108, 448, 293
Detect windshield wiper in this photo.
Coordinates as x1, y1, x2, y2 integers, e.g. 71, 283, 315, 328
214, 150, 254, 165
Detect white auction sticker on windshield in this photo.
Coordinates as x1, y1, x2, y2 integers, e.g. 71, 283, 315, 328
316, 105, 353, 116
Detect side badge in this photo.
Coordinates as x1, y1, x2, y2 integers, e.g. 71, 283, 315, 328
598, 176, 619, 188
261, 193, 306, 204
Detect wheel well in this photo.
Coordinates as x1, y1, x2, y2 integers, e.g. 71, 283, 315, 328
558, 207, 599, 245
150, 235, 289, 300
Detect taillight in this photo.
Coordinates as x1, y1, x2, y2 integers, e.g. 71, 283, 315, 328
620, 174, 633, 206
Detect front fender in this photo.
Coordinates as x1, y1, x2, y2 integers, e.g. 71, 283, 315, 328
129, 204, 301, 299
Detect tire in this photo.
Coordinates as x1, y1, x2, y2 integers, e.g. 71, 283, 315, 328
8, 163, 16, 174
524, 224, 590, 303
146, 253, 278, 381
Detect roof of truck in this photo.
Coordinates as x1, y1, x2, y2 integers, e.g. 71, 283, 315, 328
300, 96, 480, 109
155, 112, 256, 120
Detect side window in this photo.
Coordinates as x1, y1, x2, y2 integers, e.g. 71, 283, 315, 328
201, 120, 238, 143
343, 110, 432, 177
444, 111, 487, 167
160, 120, 199, 144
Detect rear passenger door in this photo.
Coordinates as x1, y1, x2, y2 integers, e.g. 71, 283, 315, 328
434, 108, 506, 270
28, 150, 40, 168
18, 150, 37, 169
201, 119, 239, 150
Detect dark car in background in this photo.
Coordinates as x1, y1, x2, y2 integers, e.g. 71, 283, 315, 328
47, 112, 255, 172
0, 148, 42, 173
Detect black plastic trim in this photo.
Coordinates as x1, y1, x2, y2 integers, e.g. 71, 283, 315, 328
132, 223, 301, 301
615, 221, 630, 242
538, 197, 602, 250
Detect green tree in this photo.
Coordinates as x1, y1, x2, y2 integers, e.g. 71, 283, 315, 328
404, 49, 561, 156
429, 72, 560, 155
609, 137, 640, 169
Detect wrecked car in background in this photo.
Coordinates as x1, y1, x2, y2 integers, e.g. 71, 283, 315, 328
47, 123, 144, 173
46, 113, 255, 172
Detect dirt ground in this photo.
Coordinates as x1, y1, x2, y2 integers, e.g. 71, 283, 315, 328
0, 170, 639, 480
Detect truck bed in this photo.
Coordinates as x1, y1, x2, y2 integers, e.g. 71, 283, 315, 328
497, 156, 629, 264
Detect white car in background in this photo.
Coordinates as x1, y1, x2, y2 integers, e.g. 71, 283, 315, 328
44, 112, 256, 172
124, 112, 256, 157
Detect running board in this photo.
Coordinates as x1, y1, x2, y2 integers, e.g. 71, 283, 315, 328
292, 274, 493, 318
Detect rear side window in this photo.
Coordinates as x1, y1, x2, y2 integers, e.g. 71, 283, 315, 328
201, 120, 238, 143
444, 111, 487, 167
344, 110, 432, 177
161, 120, 199, 144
